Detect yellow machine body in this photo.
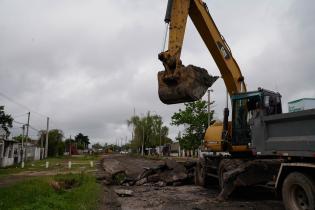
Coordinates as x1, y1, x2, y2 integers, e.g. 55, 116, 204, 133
204, 122, 224, 152
159, 0, 250, 153
204, 122, 250, 153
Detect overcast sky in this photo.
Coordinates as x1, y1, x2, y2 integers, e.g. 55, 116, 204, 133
0, 0, 314, 145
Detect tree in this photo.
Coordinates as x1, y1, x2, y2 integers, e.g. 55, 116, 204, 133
127, 111, 170, 153
92, 143, 103, 150
13, 134, 31, 143
37, 130, 47, 147
74, 133, 90, 150
64, 138, 75, 153
0, 106, 13, 138
38, 129, 64, 157
171, 100, 214, 151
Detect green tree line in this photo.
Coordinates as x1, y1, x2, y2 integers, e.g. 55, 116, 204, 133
127, 112, 171, 152
171, 100, 214, 151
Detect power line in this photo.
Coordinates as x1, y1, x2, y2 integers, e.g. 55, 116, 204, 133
13, 120, 25, 125
0, 91, 48, 118
12, 113, 28, 118
10, 126, 22, 129
13, 120, 41, 132
29, 125, 41, 132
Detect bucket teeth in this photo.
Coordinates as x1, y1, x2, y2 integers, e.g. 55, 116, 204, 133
158, 65, 218, 104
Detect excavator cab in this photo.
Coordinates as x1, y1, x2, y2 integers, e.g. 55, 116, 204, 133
231, 89, 282, 147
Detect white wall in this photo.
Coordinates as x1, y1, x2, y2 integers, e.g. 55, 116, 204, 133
288, 99, 315, 112
305, 99, 315, 110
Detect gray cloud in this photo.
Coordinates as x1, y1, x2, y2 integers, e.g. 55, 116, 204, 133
1, 0, 314, 144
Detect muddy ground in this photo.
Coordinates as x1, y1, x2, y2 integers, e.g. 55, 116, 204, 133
98, 154, 285, 210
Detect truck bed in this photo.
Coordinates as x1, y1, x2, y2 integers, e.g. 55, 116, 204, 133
252, 108, 315, 157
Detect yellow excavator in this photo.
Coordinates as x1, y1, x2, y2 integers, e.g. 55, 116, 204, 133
158, 0, 249, 154
158, 0, 315, 208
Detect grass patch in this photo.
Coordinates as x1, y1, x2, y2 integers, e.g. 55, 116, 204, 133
0, 155, 100, 178
0, 173, 102, 210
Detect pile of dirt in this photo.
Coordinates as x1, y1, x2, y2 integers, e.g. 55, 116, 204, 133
158, 64, 218, 104
50, 175, 82, 191
97, 156, 196, 187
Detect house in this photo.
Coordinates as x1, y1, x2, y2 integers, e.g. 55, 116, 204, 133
0, 139, 22, 167
0, 134, 44, 167
24, 142, 42, 161
170, 142, 180, 157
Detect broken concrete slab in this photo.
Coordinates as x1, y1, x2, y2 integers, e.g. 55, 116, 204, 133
102, 159, 125, 175
155, 181, 166, 187
99, 155, 194, 187
114, 189, 134, 197
165, 159, 178, 170
218, 159, 282, 200
147, 174, 161, 183
135, 178, 147, 186
112, 171, 127, 185
160, 169, 188, 185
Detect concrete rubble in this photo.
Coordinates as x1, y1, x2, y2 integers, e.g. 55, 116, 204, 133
97, 155, 285, 210
114, 189, 134, 197
96, 156, 196, 187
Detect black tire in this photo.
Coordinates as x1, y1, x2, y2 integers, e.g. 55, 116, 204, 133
282, 172, 315, 210
194, 160, 205, 186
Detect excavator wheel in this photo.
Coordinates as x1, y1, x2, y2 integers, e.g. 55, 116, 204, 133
158, 65, 218, 104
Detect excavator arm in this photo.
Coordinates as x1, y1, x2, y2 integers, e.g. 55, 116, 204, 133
158, 0, 246, 104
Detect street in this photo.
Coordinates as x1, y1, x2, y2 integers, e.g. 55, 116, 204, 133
98, 154, 285, 210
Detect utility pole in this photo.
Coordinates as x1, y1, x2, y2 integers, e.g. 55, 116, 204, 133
45, 117, 49, 158
21, 125, 25, 149
141, 125, 144, 156
40, 131, 43, 148
20, 124, 25, 166
159, 125, 162, 155
21, 125, 25, 162
207, 89, 213, 127
25, 112, 30, 143
69, 135, 72, 156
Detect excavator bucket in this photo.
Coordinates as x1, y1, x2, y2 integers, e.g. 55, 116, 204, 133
158, 65, 218, 104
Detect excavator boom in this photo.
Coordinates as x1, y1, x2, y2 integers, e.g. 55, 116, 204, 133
158, 0, 246, 104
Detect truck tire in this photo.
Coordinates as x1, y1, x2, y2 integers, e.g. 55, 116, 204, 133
194, 161, 205, 186
282, 172, 315, 210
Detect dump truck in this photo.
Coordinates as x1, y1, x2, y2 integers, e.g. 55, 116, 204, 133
157, 1, 315, 209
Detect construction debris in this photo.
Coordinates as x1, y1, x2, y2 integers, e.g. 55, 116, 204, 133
158, 64, 219, 104
98, 155, 285, 210
98, 156, 196, 187
114, 189, 134, 197
218, 159, 283, 200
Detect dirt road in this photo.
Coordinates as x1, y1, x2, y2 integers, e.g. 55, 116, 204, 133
98, 154, 284, 210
